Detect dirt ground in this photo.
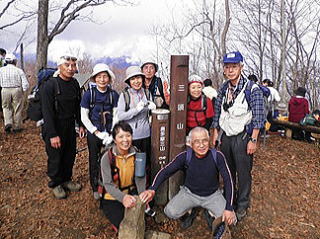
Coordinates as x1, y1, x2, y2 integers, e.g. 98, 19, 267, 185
0, 120, 319, 239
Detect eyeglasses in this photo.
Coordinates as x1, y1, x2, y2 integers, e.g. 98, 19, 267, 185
60, 55, 77, 61
192, 139, 209, 146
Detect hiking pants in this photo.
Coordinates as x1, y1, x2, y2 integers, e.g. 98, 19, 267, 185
44, 120, 76, 188
220, 131, 253, 211
164, 186, 225, 219
87, 132, 103, 192
1, 87, 24, 129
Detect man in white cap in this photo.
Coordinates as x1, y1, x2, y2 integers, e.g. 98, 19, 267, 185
0, 53, 29, 133
41, 54, 85, 199
141, 59, 169, 109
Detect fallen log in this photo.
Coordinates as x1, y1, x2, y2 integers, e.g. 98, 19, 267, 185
271, 119, 320, 134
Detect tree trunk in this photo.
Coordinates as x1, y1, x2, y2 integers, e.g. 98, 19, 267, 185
36, 0, 49, 74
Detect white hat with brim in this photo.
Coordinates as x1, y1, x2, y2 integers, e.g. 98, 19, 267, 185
141, 60, 159, 72
5, 53, 16, 62
124, 66, 145, 85
90, 63, 116, 82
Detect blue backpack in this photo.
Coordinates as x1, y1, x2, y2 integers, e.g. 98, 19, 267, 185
185, 146, 218, 167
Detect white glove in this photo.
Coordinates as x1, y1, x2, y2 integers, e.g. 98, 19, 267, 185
136, 101, 145, 112
102, 135, 113, 146
96, 132, 109, 140
147, 101, 157, 111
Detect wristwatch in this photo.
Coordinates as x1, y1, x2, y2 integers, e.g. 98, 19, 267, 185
249, 137, 257, 143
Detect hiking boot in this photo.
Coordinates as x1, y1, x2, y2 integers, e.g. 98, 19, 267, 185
180, 208, 197, 229
236, 209, 247, 221
62, 181, 81, 192
4, 124, 12, 134
211, 217, 231, 239
145, 207, 156, 217
203, 209, 215, 229
52, 185, 67, 199
13, 128, 23, 133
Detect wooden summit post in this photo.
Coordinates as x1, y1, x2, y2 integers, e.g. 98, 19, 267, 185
150, 109, 170, 205
168, 55, 189, 199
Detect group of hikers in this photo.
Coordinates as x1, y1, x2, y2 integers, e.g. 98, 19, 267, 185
1, 47, 320, 237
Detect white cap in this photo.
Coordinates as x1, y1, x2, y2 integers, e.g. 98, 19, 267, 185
5, 53, 16, 62
56, 55, 77, 66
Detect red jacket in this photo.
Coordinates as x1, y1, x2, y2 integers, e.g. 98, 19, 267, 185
288, 96, 309, 123
187, 96, 214, 129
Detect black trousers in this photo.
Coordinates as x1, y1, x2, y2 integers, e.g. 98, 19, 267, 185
220, 131, 253, 211
87, 132, 103, 192
132, 137, 151, 184
44, 120, 76, 188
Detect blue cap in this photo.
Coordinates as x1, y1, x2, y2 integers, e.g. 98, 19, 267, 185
223, 51, 243, 64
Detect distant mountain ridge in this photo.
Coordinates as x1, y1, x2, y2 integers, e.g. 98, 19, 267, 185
19, 53, 137, 69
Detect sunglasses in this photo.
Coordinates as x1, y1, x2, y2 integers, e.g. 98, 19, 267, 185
60, 55, 77, 61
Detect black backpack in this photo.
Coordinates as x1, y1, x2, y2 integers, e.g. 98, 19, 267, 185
27, 68, 59, 121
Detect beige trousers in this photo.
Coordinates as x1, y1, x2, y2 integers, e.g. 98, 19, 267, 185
1, 87, 23, 129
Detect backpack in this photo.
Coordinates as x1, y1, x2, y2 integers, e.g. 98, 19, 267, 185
259, 85, 271, 117
122, 87, 151, 112
185, 146, 217, 167
27, 68, 59, 122
187, 94, 208, 126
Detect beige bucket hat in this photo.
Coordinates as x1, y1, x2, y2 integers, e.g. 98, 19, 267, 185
124, 65, 145, 85
90, 63, 116, 82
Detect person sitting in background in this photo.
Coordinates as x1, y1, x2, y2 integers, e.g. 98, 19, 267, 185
299, 109, 320, 142
140, 127, 236, 231
202, 78, 217, 106
288, 87, 309, 140
262, 79, 281, 132
81, 63, 119, 200
100, 122, 146, 232
187, 75, 214, 133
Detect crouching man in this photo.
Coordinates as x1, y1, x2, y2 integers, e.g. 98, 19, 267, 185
140, 127, 236, 230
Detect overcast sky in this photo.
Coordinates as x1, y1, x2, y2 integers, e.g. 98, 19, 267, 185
0, 0, 186, 63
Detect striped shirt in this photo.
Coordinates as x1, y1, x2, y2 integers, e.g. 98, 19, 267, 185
0, 64, 29, 91
211, 76, 265, 131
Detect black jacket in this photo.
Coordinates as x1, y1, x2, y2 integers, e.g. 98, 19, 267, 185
41, 76, 82, 138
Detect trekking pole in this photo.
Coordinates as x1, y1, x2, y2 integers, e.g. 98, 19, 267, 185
76, 147, 87, 154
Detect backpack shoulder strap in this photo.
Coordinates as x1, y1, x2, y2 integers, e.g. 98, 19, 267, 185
185, 146, 193, 168
202, 94, 207, 111
144, 88, 151, 101
89, 85, 97, 110
244, 79, 255, 105
122, 87, 131, 112
53, 77, 60, 112
108, 147, 115, 165
209, 148, 218, 165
